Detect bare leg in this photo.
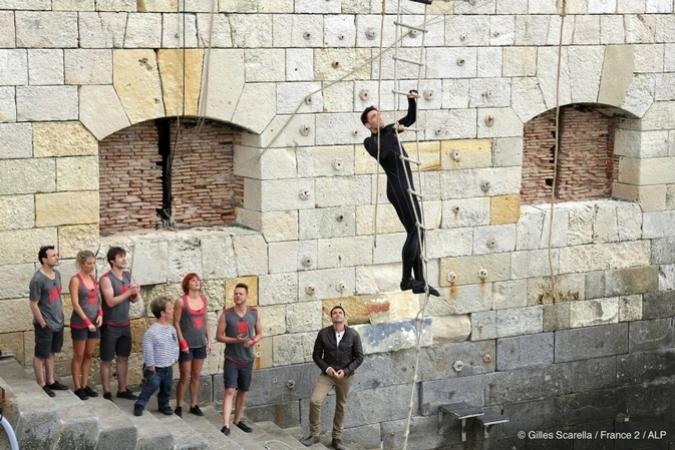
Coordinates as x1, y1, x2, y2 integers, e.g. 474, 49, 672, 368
33, 357, 46, 387
71, 339, 86, 389
100, 361, 112, 393
233, 391, 247, 424
190, 358, 205, 407
82, 339, 98, 388
176, 360, 191, 408
223, 388, 236, 427
116, 356, 128, 393
45, 353, 56, 385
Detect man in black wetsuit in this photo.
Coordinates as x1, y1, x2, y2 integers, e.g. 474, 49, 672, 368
361, 90, 440, 297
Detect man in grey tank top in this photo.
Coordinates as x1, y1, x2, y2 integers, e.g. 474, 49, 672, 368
28, 245, 69, 397
216, 283, 262, 436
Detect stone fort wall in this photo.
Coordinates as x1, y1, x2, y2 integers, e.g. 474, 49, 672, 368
2, 0, 675, 447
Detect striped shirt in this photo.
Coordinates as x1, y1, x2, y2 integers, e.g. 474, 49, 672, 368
142, 323, 179, 368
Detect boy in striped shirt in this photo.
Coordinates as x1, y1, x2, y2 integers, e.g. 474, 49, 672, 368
134, 297, 179, 416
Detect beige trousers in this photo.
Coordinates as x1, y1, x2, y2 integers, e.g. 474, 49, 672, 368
309, 374, 353, 440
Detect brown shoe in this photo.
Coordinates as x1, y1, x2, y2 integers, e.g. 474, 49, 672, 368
301, 435, 320, 447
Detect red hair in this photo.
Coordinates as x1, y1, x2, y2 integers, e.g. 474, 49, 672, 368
181, 273, 201, 294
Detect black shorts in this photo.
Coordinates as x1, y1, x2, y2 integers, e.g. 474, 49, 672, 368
100, 325, 132, 361
34, 323, 64, 359
178, 346, 207, 362
223, 359, 253, 391
71, 327, 101, 341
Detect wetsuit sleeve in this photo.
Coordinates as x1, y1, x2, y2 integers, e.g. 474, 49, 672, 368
397, 96, 417, 128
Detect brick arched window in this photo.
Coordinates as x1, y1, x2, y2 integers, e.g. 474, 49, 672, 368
521, 104, 622, 204
99, 118, 243, 234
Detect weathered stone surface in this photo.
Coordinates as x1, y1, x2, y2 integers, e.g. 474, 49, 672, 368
0, 158, 55, 195
430, 315, 471, 342
559, 241, 651, 273
200, 234, 237, 280
57, 224, 98, 259
629, 318, 675, 353
619, 295, 643, 322
33, 122, 98, 158
0, 196, 33, 231
27, 49, 64, 85
604, 266, 659, 296
554, 323, 628, 362
0, 228, 57, 265
157, 49, 203, 117
490, 195, 521, 225
528, 273, 584, 305
314, 48, 371, 81
56, 156, 99, 192
16, 12, 78, 47
128, 240, 168, 286
0, 50, 27, 86
113, 49, 165, 124
644, 210, 675, 238
300, 206, 356, 239
317, 236, 373, 269
445, 284, 493, 314
258, 273, 298, 306
0, 12, 15, 47
439, 253, 511, 287
511, 249, 559, 279
441, 197, 490, 229
569, 297, 619, 328
232, 82, 277, 135
493, 279, 528, 310
268, 240, 316, 274
440, 139, 492, 170
0, 123, 31, 159
426, 228, 473, 260
497, 332, 554, 370
231, 234, 268, 276
543, 302, 571, 332
381, 416, 454, 450
16, 86, 78, 121
286, 300, 321, 333
441, 167, 521, 199
473, 224, 516, 255
354, 319, 432, 354
273, 332, 314, 365
63, 49, 112, 85
420, 375, 485, 416
0, 298, 34, 332
496, 305, 543, 338
471, 310, 496, 341
79, 85, 130, 140
298, 267, 355, 302
642, 290, 675, 320
237, 209, 299, 242
258, 304, 287, 337
35, 191, 98, 227
78, 12, 128, 48
315, 175, 371, 207
0, 264, 35, 300
0, 86, 16, 122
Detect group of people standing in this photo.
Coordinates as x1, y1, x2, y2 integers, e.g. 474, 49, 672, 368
28, 244, 363, 450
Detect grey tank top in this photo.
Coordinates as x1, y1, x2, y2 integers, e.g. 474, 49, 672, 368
70, 273, 99, 328
179, 295, 208, 348
224, 307, 257, 363
101, 271, 132, 327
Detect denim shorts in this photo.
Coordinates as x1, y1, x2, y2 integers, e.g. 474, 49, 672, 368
178, 345, 207, 362
223, 359, 253, 391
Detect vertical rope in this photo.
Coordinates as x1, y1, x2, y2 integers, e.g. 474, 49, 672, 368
373, 0, 388, 248
547, 0, 567, 302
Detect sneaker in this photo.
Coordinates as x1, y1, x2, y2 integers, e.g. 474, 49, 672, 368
117, 390, 138, 400
221, 426, 230, 436
174, 406, 182, 417
83, 386, 99, 398
331, 438, 346, 450
103, 392, 113, 401
411, 280, 440, 297
47, 380, 69, 391
159, 406, 173, 415
400, 278, 414, 291
301, 435, 320, 447
235, 421, 252, 433
189, 405, 204, 417
42, 385, 55, 398
75, 388, 89, 401
133, 405, 143, 417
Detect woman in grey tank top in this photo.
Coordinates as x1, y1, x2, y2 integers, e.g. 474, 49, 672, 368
69, 250, 102, 401
174, 273, 211, 417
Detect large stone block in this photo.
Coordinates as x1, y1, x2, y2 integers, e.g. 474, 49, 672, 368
445, 284, 493, 314
0, 12, 15, 47
33, 122, 98, 158
441, 197, 490, 229
296, 145, 355, 178
272, 332, 315, 365
231, 82, 277, 135
298, 268, 356, 302
421, 375, 485, 415
0, 298, 34, 332
317, 236, 373, 269
0, 86, 16, 122
511, 249, 559, 279
258, 273, 298, 306
381, 415, 454, 450
496, 305, 543, 338
629, 318, 675, 353
314, 49, 371, 81
276, 81, 324, 114
259, 304, 287, 337
244, 177, 315, 212
286, 300, 322, 333
0, 195, 33, 231
161, 13, 198, 48
0, 158, 55, 195
56, 156, 99, 192
27, 49, 64, 85
129, 239, 168, 286
472, 224, 516, 255
157, 49, 203, 117
426, 228, 473, 259
493, 279, 528, 310
528, 273, 584, 305
78, 12, 127, 48
0, 50, 27, 86
470, 310, 496, 341
300, 206, 356, 239
440, 167, 521, 199
440, 139, 492, 170
0, 264, 35, 300
604, 266, 658, 296
642, 290, 675, 320
644, 210, 675, 238
58, 224, 99, 259
497, 332, 554, 370
113, 49, 165, 124
559, 241, 651, 273
35, 192, 98, 227
16, 12, 78, 47
229, 14, 273, 47
315, 175, 371, 207
569, 297, 619, 328
16, 86, 78, 121
354, 319, 432, 355
554, 323, 628, 362
79, 85, 130, 140
430, 315, 471, 343
0, 227, 57, 265
236, 209, 299, 242
200, 233, 237, 280
231, 234, 268, 276
0, 123, 31, 159
439, 253, 511, 287
268, 240, 317, 274
619, 295, 642, 322
490, 195, 521, 225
